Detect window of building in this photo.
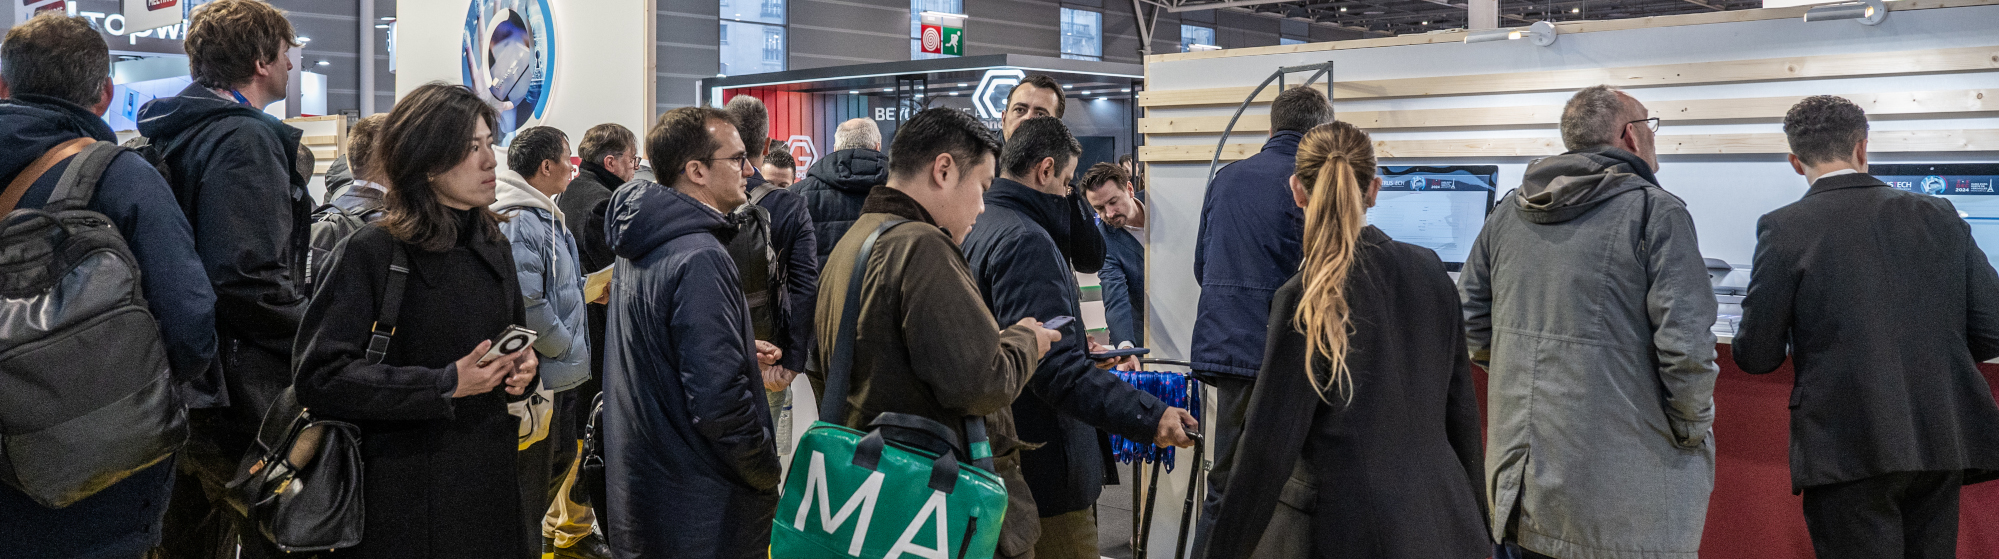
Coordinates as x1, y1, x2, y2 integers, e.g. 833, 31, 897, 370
1281, 19, 1309, 46
910, 0, 964, 60
1181, 24, 1216, 52
720, 0, 785, 76
1060, 8, 1102, 61
1281, 37, 1306, 45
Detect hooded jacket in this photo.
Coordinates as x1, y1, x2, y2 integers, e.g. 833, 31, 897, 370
746, 168, 818, 373
136, 82, 312, 417
600, 181, 780, 559
1459, 147, 1718, 559
1193, 131, 1306, 379
495, 170, 590, 392
0, 94, 217, 557
962, 177, 1170, 516
557, 160, 624, 386
789, 147, 889, 263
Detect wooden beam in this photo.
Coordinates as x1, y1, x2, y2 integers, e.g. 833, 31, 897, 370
1139, 45, 1999, 107
1144, 0, 1999, 63
1681, 0, 1725, 10
1140, 89, 1999, 134
1137, 129, 1999, 162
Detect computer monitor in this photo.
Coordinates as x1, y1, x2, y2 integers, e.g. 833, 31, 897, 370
1870, 163, 1999, 270
1367, 166, 1499, 271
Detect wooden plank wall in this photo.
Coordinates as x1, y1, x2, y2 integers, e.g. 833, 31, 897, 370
1138, 0, 1999, 163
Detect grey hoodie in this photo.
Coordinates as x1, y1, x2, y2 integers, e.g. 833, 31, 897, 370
1459, 147, 1719, 559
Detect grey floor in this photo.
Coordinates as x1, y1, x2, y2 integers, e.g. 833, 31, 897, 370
1096, 462, 1196, 559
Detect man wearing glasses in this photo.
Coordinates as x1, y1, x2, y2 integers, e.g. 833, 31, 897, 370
599, 107, 785, 558
1458, 85, 1719, 559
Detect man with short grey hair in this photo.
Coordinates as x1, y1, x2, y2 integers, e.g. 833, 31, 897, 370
1459, 84, 1718, 559
790, 117, 892, 263
832, 117, 881, 152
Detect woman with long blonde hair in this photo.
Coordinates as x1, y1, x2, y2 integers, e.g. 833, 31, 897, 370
1201, 121, 1490, 559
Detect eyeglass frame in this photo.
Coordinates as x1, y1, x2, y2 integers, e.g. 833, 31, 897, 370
687, 152, 753, 174
1622, 117, 1662, 139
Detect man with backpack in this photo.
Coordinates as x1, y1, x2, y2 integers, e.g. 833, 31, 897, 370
0, 13, 218, 558
307, 113, 386, 286
723, 95, 819, 461
134, 2, 316, 556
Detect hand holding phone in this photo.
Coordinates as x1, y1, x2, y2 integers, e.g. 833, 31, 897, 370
1041, 316, 1076, 331
477, 325, 539, 367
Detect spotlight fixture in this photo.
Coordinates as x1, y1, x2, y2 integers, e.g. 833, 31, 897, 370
316, 60, 330, 66
1339, 6, 1347, 11
1463, 20, 1558, 46
1570, 7, 1580, 13
1803, 0, 1887, 24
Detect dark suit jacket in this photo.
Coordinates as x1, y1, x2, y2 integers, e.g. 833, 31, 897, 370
1734, 172, 1999, 491
1097, 192, 1145, 347
1205, 227, 1488, 559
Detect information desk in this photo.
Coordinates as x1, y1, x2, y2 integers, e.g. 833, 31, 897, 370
1471, 345, 1999, 558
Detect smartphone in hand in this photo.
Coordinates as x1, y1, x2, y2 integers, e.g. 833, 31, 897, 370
1041, 316, 1076, 330
477, 325, 539, 367
1088, 347, 1150, 360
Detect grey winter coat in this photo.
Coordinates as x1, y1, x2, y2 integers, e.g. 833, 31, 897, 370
1458, 147, 1719, 559
494, 170, 591, 391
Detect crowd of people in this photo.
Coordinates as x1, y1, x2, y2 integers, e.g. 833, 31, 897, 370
4, 1, 1999, 559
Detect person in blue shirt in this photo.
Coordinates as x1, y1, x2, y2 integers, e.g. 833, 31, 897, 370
1189, 85, 1333, 550
1082, 162, 1147, 349
0, 13, 217, 558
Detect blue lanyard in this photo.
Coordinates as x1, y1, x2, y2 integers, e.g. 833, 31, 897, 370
227, 89, 251, 105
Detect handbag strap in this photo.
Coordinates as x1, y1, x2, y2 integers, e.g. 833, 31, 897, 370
1, 137, 94, 215
365, 246, 412, 365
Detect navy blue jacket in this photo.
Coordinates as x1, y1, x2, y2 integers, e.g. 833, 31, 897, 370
748, 170, 819, 373
601, 182, 780, 559
0, 94, 217, 558
963, 177, 1169, 515
1097, 191, 1146, 347
138, 82, 312, 414
1193, 131, 1306, 379
788, 147, 888, 264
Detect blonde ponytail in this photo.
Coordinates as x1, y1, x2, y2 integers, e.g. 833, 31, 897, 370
1291, 121, 1377, 404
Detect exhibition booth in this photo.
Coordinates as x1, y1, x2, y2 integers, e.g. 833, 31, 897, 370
698, 55, 1143, 178
1138, 0, 1999, 556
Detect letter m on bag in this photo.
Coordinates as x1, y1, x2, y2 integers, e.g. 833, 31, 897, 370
793, 451, 887, 556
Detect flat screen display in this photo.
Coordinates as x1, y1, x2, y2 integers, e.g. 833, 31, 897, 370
1871, 164, 1999, 271
1368, 166, 1499, 271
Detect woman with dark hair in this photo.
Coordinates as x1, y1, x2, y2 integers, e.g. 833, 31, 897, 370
294, 82, 540, 559
1200, 121, 1489, 559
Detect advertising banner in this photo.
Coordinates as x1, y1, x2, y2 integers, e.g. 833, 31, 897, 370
121, 0, 181, 35
462, 0, 556, 141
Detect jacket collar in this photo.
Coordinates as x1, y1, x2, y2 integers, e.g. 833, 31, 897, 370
1566, 145, 1660, 188
407, 209, 514, 288
860, 186, 940, 228
1262, 130, 1304, 157
8, 94, 115, 142
578, 161, 624, 189
986, 176, 1072, 242
1807, 172, 1889, 196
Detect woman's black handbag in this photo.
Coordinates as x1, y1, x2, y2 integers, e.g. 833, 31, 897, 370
225, 246, 411, 552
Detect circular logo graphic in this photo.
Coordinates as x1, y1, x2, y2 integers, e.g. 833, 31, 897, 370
1922, 175, 1947, 195
1410, 177, 1429, 191
462, 0, 555, 141
922, 26, 942, 52
498, 334, 530, 354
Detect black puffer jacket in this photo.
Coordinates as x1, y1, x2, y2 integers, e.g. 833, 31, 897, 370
136, 83, 313, 419
788, 147, 888, 263
601, 182, 780, 559
961, 177, 1169, 516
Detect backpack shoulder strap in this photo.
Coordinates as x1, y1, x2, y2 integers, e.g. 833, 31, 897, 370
818, 219, 911, 422
1, 137, 95, 214
749, 182, 780, 206
46, 141, 123, 213
365, 245, 413, 365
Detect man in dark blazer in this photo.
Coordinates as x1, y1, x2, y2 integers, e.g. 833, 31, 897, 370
1734, 95, 1999, 559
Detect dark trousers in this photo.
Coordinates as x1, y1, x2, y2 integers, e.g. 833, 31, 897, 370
157, 408, 285, 559
520, 388, 588, 555
1801, 471, 1963, 559
1187, 374, 1257, 556
1, 457, 175, 559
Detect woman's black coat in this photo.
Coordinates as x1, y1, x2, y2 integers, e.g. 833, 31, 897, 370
294, 211, 531, 559
1204, 226, 1489, 559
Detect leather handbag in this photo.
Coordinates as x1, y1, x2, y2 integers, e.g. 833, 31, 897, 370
770, 220, 1009, 559
225, 245, 412, 552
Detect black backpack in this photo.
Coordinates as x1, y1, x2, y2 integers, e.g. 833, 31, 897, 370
727, 184, 787, 341
305, 200, 383, 294
0, 140, 188, 508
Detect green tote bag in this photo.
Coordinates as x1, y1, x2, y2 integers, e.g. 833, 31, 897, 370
771, 220, 1009, 559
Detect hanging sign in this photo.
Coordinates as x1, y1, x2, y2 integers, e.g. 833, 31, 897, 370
919, 11, 964, 56
121, 0, 183, 35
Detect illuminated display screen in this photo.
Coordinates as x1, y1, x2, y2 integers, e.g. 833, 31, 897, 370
1368, 166, 1498, 271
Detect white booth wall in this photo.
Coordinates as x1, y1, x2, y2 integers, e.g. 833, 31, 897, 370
1139, 4, 1999, 555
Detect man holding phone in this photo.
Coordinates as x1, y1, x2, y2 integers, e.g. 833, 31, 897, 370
962, 116, 1197, 559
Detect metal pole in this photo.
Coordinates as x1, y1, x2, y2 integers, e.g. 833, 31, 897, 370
359, 0, 375, 115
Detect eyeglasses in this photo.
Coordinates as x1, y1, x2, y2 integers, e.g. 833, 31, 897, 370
695, 154, 752, 169
1623, 117, 1662, 138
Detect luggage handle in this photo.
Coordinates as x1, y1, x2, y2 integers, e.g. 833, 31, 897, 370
853, 428, 961, 495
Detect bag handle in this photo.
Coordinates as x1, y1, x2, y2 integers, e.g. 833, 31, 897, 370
366, 246, 412, 365
45, 141, 122, 213
0, 138, 94, 215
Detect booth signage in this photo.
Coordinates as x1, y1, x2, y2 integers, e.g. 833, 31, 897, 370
122, 0, 182, 34
787, 135, 819, 169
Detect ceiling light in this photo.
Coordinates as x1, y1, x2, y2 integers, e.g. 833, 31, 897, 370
1570, 7, 1580, 13
1803, 0, 1887, 24
316, 60, 330, 66
380, 16, 396, 21
958, 83, 969, 87
1340, 6, 1347, 11
1421, 21, 1429, 25
916, 93, 925, 97
1463, 20, 1558, 46
1121, 88, 1131, 92
848, 90, 859, 94
297, 36, 311, 43
375, 24, 391, 29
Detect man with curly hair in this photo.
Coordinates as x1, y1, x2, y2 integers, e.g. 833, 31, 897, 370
1734, 95, 1999, 559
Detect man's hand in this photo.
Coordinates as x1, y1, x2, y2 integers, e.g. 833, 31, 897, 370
762, 365, 798, 392
1088, 340, 1141, 371
754, 340, 783, 367
1019, 317, 1062, 357
1154, 407, 1199, 448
